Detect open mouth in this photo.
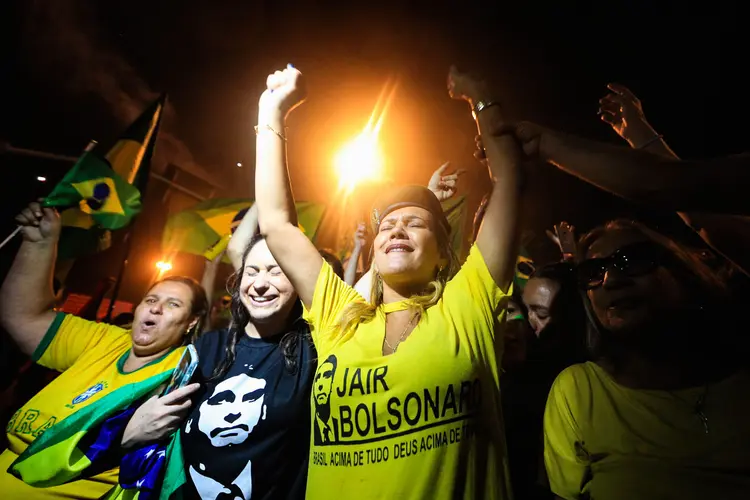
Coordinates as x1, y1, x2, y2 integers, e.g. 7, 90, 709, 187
386, 243, 413, 254
140, 319, 157, 331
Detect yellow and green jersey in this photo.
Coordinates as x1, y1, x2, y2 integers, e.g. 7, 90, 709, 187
1, 313, 184, 499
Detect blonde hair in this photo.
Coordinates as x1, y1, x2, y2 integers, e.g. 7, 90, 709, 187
338, 223, 459, 332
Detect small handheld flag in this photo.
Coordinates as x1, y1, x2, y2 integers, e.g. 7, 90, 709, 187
44, 95, 165, 231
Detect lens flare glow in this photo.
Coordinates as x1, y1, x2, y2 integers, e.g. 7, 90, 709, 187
155, 261, 172, 272
334, 80, 398, 194
334, 134, 384, 192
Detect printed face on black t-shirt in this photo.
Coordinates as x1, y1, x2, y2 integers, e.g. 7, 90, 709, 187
197, 373, 267, 447
182, 328, 316, 500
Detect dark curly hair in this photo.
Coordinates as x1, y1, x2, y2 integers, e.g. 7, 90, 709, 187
209, 235, 308, 380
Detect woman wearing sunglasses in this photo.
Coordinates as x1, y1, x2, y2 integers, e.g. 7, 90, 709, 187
543, 219, 750, 500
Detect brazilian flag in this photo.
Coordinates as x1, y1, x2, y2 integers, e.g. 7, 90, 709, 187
9, 368, 176, 495
162, 198, 327, 259
515, 248, 535, 289
46, 96, 165, 258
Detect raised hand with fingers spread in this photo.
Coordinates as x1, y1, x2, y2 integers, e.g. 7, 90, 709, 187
428, 162, 466, 201
598, 83, 670, 152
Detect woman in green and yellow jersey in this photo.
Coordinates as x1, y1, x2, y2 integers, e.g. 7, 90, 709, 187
0, 201, 208, 498
251, 65, 522, 500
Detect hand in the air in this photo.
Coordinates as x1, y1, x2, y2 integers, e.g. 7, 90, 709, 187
121, 383, 200, 449
598, 83, 657, 148
428, 162, 466, 201
546, 222, 576, 262
15, 201, 61, 244
352, 223, 366, 251
447, 65, 490, 104
258, 64, 307, 117
489, 122, 547, 159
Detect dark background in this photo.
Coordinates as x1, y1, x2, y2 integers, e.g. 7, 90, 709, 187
0, 1, 746, 302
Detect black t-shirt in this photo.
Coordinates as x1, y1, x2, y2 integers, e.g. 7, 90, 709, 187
181, 326, 316, 500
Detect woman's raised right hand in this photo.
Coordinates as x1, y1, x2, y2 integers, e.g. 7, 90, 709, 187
258, 65, 307, 118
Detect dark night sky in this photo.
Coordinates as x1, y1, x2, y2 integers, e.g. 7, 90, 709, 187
0, 1, 747, 301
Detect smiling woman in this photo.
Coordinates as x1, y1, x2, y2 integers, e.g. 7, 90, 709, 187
253, 65, 523, 500
176, 227, 316, 499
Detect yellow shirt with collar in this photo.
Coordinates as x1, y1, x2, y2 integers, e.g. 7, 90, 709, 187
304, 244, 512, 500
1, 312, 184, 499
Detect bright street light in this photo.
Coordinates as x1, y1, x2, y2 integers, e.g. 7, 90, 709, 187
155, 261, 172, 272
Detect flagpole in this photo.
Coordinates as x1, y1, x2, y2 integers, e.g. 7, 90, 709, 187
0, 226, 22, 250
104, 227, 134, 322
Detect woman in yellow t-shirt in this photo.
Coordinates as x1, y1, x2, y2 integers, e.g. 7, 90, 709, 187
251, 65, 522, 500
544, 219, 750, 500
0, 202, 208, 499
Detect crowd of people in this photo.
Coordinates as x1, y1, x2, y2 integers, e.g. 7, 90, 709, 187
0, 63, 749, 500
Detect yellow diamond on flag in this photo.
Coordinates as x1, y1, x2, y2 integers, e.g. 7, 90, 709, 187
72, 178, 125, 215
60, 207, 95, 230
200, 210, 239, 237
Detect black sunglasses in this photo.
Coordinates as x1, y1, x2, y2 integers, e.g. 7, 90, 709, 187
576, 241, 670, 290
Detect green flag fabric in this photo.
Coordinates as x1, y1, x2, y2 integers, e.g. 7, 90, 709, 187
162, 198, 326, 257
43, 151, 142, 230
441, 195, 468, 258
46, 96, 164, 258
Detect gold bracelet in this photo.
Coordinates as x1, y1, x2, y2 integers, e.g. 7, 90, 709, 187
254, 124, 287, 141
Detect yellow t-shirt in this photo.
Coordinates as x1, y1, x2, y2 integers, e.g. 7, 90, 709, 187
544, 361, 750, 500
1, 312, 184, 499
304, 245, 512, 500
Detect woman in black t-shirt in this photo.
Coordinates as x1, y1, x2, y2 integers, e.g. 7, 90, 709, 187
181, 234, 316, 500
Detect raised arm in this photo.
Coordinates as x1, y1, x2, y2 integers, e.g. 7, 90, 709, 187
448, 66, 522, 292
344, 223, 365, 286
0, 202, 61, 355
599, 83, 750, 275
504, 122, 750, 215
254, 66, 322, 307
200, 250, 224, 318
598, 83, 678, 159
226, 203, 259, 271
